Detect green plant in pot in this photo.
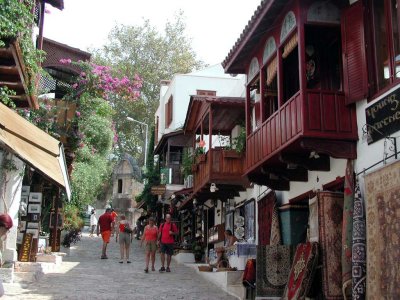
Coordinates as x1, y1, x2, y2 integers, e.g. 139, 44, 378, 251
192, 237, 205, 262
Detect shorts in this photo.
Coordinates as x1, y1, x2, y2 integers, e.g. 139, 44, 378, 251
145, 240, 157, 252
101, 230, 111, 243
160, 243, 174, 256
119, 232, 131, 245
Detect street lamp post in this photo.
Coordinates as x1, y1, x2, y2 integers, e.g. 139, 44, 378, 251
126, 117, 149, 168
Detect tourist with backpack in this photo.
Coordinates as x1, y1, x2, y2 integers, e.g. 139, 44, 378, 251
157, 214, 178, 272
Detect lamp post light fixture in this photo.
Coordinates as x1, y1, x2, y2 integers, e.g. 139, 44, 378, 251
126, 117, 149, 169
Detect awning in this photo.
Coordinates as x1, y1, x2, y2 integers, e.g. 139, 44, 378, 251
0, 103, 71, 200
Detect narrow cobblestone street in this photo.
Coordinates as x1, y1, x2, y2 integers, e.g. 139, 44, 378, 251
3, 233, 235, 300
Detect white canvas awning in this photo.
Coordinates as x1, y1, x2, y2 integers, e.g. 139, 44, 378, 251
0, 103, 71, 200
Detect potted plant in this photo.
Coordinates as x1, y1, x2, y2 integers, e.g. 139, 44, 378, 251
222, 125, 246, 158
192, 237, 205, 263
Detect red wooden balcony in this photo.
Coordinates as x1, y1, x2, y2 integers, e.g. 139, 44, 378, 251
193, 148, 247, 198
246, 90, 357, 190
0, 40, 38, 108
183, 96, 249, 202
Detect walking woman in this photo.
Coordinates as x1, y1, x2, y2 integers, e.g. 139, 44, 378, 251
141, 217, 158, 273
118, 215, 132, 263
89, 209, 97, 237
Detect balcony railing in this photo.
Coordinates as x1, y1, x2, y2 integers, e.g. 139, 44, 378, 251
246, 90, 357, 172
193, 148, 245, 194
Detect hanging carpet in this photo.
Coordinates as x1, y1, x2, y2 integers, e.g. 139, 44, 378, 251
256, 245, 295, 297
318, 191, 344, 300
282, 242, 319, 300
365, 160, 400, 299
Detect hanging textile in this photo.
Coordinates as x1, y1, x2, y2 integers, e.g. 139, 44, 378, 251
270, 200, 282, 245
266, 56, 278, 86
308, 196, 319, 242
257, 191, 276, 246
364, 160, 400, 299
282, 242, 319, 300
318, 191, 344, 300
257, 245, 295, 297
282, 32, 298, 59
342, 159, 354, 298
351, 178, 366, 300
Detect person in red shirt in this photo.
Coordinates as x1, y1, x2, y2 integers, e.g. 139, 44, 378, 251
157, 214, 177, 272
96, 208, 115, 259
140, 217, 158, 273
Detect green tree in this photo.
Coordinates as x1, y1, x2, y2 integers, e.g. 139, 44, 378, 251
92, 11, 204, 165
136, 127, 159, 211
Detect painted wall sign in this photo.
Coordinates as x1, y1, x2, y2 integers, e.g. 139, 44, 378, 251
365, 87, 400, 144
19, 233, 33, 262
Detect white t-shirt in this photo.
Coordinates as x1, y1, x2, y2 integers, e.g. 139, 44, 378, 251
90, 214, 98, 226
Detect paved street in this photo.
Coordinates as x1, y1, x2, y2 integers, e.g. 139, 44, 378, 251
3, 232, 235, 300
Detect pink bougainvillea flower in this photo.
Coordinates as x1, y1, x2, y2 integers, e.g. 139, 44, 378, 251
72, 83, 78, 89
59, 58, 71, 65
75, 111, 81, 117
199, 140, 206, 147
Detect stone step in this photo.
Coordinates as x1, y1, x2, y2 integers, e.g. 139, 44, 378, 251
13, 270, 44, 283
227, 284, 245, 300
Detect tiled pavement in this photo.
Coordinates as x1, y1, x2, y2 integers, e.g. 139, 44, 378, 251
3, 232, 235, 300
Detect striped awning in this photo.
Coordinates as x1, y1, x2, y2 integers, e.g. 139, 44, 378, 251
0, 103, 71, 199
282, 32, 298, 59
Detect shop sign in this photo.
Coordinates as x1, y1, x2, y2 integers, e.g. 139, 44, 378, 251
151, 185, 166, 195
19, 233, 33, 262
365, 88, 400, 144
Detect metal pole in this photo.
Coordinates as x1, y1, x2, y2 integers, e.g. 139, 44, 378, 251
126, 117, 148, 168
144, 123, 148, 168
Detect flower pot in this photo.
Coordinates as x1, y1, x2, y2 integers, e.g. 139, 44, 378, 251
196, 154, 206, 164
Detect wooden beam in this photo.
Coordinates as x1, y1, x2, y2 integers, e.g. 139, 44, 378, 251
263, 166, 308, 182
280, 153, 331, 171
247, 173, 290, 191
0, 65, 19, 75
300, 139, 357, 159
0, 81, 24, 90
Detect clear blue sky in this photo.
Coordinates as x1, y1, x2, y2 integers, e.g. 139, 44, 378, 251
43, 0, 262, 65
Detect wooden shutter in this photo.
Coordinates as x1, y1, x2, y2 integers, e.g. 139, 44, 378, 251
341, 1, 368, 105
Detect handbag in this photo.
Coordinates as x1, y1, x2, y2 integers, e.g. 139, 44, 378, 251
123, 224, 133, 234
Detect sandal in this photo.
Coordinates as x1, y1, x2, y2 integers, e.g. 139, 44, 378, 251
166, 267, 171, 272
119, 261, 123, 264
144, 268, 149, 273
127, 261, 131, 264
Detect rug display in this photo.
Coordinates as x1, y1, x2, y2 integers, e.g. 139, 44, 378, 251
282, 242, 319, 300
270, 201, 282, 245
256, 245, 295, 297
257, 191, 276, 246
278, 204, 308, 245
352, 179, 366, 300
342, 159, 354, 298
318, 191, 344, 300
308, 196, 318, 242
365, 160, 400, 299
